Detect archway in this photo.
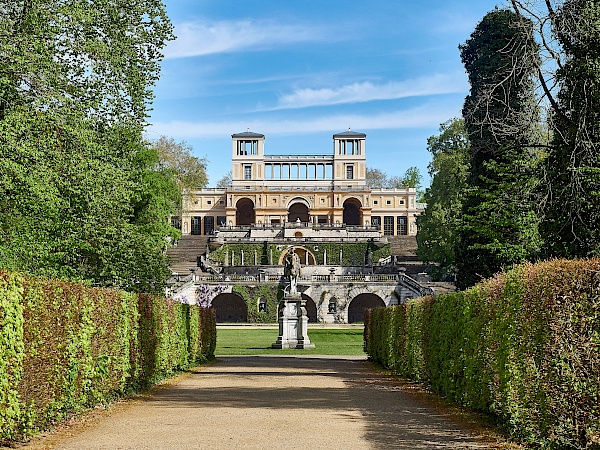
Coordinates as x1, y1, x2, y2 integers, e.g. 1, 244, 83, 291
288, 203, 309, 223
236, 198, 255, 226
212, 293, 248, 323
302, 294, 317, 322
278, 246, 316, 265
343, 198, 362, 226
347, 293, 384, 323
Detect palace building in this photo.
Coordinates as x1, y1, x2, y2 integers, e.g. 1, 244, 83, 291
167, 130, 438, 324
175, 130, 423, 235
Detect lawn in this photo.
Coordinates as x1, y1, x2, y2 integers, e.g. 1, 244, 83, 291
215, 327, 366, 356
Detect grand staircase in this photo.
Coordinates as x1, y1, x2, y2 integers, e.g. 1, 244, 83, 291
387, 235, 456, 294
166, 235, 211, 275
386, 236, 427, 276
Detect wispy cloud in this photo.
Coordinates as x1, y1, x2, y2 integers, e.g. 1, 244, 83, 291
267, 73, 468, 110
149, 103, 459, 139
165, 19, 330, 59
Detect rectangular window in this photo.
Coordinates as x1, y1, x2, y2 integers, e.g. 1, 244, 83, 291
244, 165, 252, 180
373, 200, 379, 205
397, 216, 408, 235
383, 216, 394, 236
318, 215, 328, 224
191, 217, 201, 235
207, 200, 212, 205
171, 217, 181, 230
386, 200, 391, 205
217, 216, 226, 227
204, 216, 215, 235
346, 165, 354, 180
371, 216, 381, 230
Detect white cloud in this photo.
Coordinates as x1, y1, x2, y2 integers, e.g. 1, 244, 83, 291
270, 73, 468, 110
165, 19, 329, 58
149, 104, 458, 139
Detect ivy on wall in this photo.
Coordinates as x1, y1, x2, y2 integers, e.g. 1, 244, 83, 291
209, 241, 390, 267
232, 284, 282, 323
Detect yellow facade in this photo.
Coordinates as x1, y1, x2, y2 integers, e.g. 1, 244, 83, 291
177, 130, 422, 236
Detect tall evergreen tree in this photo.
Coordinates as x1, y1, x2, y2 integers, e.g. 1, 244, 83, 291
541, 0, 600, 257
456, 9, 542, 289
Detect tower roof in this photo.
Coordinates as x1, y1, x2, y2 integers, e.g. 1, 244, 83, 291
333, 130, 366, 138
232, 131, 265, 138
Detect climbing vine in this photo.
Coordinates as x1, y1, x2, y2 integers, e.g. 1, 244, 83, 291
232, 284, 281, 323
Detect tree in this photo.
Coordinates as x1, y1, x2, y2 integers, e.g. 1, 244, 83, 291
216, 171, 232, 188
416, 119, 470, 280
152, 136, 208, 191
0, 2, 176, 293
455, 9, 542, 289
366, 166, 423, 195
366, 167, 389, 188
538, 0, 600, 257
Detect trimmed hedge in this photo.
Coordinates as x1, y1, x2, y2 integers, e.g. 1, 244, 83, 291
0, 269, 216, 442
364, 259, 600, 449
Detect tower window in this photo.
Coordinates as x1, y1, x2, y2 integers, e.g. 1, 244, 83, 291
346, 165, 354, 180
237, 140, 258, 155
244, 165, 252, 180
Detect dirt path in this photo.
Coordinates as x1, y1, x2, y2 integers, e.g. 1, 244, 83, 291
27, 356, 493, 449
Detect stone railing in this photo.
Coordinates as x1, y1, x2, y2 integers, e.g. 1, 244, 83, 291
190, 273, 399, 284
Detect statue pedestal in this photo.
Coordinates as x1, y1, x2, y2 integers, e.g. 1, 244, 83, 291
272, 293, 315, 349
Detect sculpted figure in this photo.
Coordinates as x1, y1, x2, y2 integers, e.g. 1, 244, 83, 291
284, 248, 301, 294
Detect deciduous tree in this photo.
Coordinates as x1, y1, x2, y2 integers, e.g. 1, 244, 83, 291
0, 1, 176, 292
416, 119, 470, 280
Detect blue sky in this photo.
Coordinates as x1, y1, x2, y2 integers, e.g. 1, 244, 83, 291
148, 0, 500, 187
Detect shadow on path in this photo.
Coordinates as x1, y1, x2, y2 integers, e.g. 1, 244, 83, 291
148, 356, 487, 449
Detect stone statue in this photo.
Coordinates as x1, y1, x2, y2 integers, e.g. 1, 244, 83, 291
284, 248, 301, 295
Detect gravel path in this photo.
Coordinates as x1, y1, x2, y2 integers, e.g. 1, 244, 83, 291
33, 356, 490, 449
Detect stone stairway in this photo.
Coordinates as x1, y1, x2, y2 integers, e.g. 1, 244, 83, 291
167, 235, 211, 274
386, 236, 428, 277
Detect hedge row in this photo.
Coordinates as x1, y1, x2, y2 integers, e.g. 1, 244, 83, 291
0, 269, 216, 442
364, 259, 600, 449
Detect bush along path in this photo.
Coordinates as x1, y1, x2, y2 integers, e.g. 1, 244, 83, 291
23, 356, 507, 449
0, 269, 216, 444
365, 258, 600, 449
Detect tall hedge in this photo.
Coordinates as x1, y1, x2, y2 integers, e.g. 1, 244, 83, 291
0, 269, 216, 442
364, 259, 600, 449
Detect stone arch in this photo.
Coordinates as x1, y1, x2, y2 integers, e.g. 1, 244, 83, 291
301, 294, 318, 322
236, 198, 255, 226
278, 245, 316, 265
343, 198, 362, 226
212, 292, 248, 323
347, 293, 384, 323
288, 197, 310, 223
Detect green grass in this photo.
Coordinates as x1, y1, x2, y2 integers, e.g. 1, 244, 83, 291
216, 327, 366, 356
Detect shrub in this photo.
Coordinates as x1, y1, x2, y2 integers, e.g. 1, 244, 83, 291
0, 270, 216, 442
364, 259, 600, 449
